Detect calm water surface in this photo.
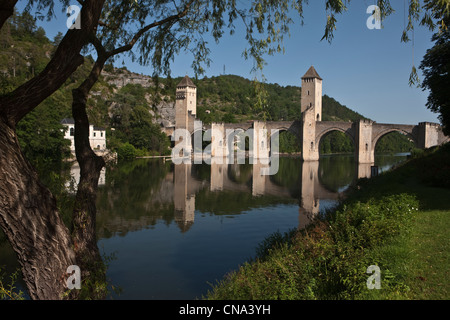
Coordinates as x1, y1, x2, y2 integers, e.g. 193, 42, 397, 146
94, 154, 408, 299
0, 154, 408, 299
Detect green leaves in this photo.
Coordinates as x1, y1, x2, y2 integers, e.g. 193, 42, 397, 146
322, 14, 338, 43
419, 15, 450, 134
408, 65, 421, 87
321, 0, 348, 43
0, 268, 25, 300
109, 84, 171, 156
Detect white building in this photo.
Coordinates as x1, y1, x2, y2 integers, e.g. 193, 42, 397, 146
61, 118, 106, 152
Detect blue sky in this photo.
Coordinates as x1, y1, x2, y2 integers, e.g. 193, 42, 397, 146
19, 0, 439, 125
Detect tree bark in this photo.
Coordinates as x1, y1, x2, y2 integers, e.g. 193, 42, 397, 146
0, 120, 76, 300
71, 87, 106, 278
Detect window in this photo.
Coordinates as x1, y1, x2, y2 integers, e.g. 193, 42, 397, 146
101, 132, 103, 137
311, 142, 314, 151
70, 127, 74, 137
93, 132, 96, 137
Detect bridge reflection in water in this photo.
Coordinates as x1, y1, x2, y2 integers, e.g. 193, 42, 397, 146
172, 158, 376, 232
93, 155, 408, 239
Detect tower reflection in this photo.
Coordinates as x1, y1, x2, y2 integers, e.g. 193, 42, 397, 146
171, 158, 365, 231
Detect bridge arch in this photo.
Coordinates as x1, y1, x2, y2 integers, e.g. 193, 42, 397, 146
226, 127, 253, 152
371, 128, 418, 156
191, 129, 208, 152
315, 126, 356, 155
268, 126, 302, 154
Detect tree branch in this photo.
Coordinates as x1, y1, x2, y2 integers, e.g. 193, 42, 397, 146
108, 0, 195, 57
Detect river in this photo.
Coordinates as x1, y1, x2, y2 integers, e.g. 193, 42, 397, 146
0, 153, 409, 299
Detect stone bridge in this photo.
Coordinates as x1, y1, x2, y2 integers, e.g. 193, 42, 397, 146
203, 117, 448, 164
170, 68, 449, 165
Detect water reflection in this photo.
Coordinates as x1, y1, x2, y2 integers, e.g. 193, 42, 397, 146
95, 155, 404, 238
65, 162, 106, 193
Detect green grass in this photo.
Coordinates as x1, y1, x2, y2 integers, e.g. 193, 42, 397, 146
361, 207, 449, 300
347, 147, 450, 299
205, 144, 450, 300
407, 210, 449, 299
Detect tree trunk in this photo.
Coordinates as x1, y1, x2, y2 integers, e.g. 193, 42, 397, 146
71, 87, 105, 271
0, 120, 77, 300
70, 57, 107, 296
0, 0, 17, 30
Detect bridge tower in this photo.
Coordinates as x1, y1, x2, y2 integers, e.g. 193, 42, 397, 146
301, 66, 323, 122
174, 75, 197, 155
301, 107, 320, 161
301, 66, 322, 161
175, 75, 197, 130
418, 122, 445, 149
354, 119, 375, 163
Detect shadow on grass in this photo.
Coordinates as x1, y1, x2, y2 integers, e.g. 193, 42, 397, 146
342, 144, 450, 212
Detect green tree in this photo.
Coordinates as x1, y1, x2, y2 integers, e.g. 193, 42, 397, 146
419, 15, 450, 135
221, 112, 236, 123
128, 105, 170, 153
16, 101, 71, 171
52, 31, 63, 47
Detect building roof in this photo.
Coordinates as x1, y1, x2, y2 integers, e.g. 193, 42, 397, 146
301, 66, 322, 80
61, 118, 105, 131
61, 118, 75, 125
177, 75, 196, 88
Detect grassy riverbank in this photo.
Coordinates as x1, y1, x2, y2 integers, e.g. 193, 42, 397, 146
206, 144, 450, 300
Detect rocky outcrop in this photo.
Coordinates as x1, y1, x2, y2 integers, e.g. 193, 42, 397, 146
101, 68, 154, 89
153, 100, 176, 128
100, 68, 176, 130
